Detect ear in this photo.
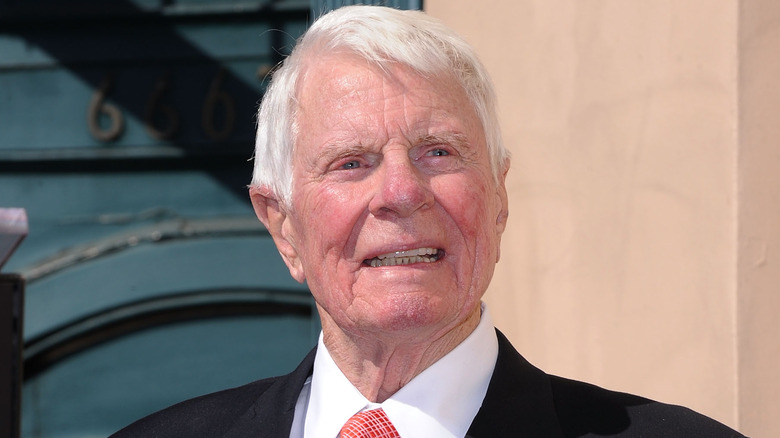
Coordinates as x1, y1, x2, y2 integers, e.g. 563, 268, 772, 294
249, 185, 306, 283
494, 159, 510, 262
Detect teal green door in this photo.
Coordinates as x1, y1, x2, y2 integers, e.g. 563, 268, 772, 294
1, 1, 315, 435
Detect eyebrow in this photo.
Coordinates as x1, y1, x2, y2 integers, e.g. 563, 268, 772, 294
415, 132, 470, 147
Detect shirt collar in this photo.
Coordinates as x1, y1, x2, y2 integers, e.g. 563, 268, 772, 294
303, 303, 498, 438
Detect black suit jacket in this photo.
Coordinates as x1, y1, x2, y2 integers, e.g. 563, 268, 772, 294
111, 330, 745, 437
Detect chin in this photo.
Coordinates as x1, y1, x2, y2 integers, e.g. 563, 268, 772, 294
365, 294, 460, 337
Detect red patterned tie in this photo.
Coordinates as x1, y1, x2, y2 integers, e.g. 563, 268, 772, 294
339, 408, 401, 438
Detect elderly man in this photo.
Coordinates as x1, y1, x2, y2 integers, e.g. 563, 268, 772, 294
112, 5, 745, 438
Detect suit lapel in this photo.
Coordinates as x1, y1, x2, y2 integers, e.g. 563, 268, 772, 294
223, 347, 317, 438
218, 330, 564, 437
466, 330, 564, 438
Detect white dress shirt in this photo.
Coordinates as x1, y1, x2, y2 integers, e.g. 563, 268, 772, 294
289, 303, 499, 438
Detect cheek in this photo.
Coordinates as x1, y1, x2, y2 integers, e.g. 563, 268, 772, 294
436, 175, 500, 293
300, 185, 355, 230
294, 185, 365, 267
437, 176, 495, 241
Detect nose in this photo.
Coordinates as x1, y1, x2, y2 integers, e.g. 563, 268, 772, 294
368, 151, 434, 218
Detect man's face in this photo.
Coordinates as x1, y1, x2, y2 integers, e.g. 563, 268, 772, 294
266, 54, 508, 340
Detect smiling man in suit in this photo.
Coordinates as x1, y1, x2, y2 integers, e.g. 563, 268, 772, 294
111, 5, 745, 438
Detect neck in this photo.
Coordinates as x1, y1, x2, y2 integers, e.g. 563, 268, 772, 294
320, 305, 481, 402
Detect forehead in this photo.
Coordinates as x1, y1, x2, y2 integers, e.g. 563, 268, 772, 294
296, 54, 483, 143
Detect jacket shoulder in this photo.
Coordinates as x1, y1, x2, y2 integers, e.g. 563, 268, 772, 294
548, 375, 746, 438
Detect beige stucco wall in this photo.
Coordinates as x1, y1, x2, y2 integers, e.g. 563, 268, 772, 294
427, 1, 779, 436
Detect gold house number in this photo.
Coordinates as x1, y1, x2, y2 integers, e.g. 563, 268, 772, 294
87, 69, 240, 143
144, 71, 180, 141
87, 75, 125, 142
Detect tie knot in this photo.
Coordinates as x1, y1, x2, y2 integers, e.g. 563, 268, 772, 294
339, 408, 401, 438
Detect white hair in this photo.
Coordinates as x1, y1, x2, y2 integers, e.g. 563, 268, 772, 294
251, 5, 509, 205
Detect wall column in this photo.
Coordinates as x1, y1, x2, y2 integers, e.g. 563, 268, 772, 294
738, 1, 780, 436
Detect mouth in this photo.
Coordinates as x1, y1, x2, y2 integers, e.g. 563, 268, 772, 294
364, 248, 444, 267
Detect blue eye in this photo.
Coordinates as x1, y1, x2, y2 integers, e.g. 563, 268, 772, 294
341, 160, 360, 170
428, 149, 449, 157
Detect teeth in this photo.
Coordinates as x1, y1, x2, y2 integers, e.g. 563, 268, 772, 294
367, 248, 441, 267
377, 248, 437, 259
